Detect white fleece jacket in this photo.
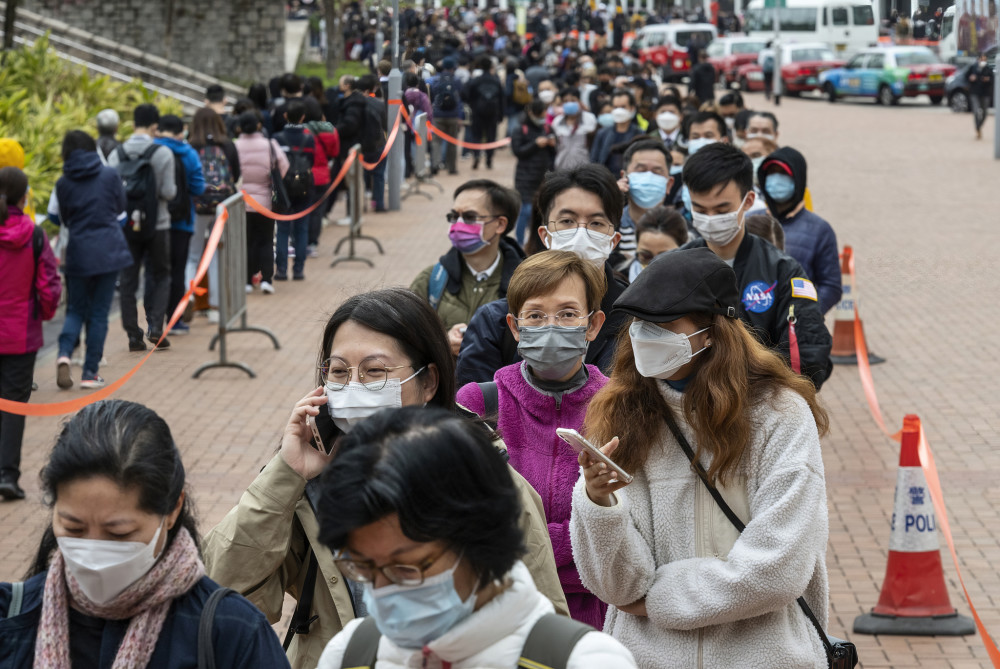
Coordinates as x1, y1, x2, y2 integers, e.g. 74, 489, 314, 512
570, 385, 830, 669
316, 562, 637, 669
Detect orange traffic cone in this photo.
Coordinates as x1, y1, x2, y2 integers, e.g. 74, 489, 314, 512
853, 415, 975, 636
830, 245, 885, 365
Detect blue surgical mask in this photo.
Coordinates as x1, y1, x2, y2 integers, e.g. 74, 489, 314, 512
687, 137, 717, 155
670, 165, 683, 176
627, 171, 668, 209
681, 184, 692, 213
765, 173, 796, 203
361, 554, 476, 649
597, 113, 615, 128
562, 101, 580, 116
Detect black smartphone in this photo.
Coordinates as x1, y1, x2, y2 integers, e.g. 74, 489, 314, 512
307, 408, 343, 456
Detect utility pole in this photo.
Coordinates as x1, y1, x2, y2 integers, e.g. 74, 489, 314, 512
994, 1, 999, 159
4, 0, 20, 52
388, 0, 404, 210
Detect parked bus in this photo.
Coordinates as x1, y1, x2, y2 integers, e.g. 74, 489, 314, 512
744, 0, 880, 56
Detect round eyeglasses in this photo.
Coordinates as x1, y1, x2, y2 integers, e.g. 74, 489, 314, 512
546, 217, 615, 240
319, 358, 414, 391
515, 310, 594, 328
333, 546, 454, 586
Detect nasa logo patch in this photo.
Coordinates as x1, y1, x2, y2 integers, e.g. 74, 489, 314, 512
742, 280, 777, 314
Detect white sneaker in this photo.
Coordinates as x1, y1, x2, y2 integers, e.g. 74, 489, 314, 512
207, 309, 220, 324
336, 216, 352, 226
288, 245, 296, 258
56, 356, 73, 390
246, 284, 253, 293
260, 281, 275, 294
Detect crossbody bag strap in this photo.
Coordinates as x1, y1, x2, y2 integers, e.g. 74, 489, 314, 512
198, 587, 234, 669
659, 405, 836, 664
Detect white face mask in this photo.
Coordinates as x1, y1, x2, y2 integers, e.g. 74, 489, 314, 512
656, 111, 680, 132
750, 156, 765, 186
544, 227, 614, 264
325, 368, 425, 433
686, 137, 717, 155
690, 193, 749, 246
746, 132, 776, 142
58, 521, 165, 605
538, 89, 556, 104
629, 321, 709, 380
610, 107, 634, 124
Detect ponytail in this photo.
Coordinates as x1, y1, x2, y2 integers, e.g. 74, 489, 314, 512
0, 166, 29, 223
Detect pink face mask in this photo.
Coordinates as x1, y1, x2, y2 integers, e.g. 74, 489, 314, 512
448, 220, 489, 254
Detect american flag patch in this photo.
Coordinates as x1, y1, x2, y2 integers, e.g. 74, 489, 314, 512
790, 278, 818, 301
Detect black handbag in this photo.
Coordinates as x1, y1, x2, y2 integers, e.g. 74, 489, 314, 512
267, 138, 291, 214
660, 407, 859, 669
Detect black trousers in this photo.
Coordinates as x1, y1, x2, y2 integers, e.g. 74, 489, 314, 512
0, 351, 36, 483
470, 119, 499, 163
168, 229, 192, 324
246, 211, 275, 283
120, 229, 170, 341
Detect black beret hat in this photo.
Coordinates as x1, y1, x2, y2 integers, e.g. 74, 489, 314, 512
613, 247, 740, 322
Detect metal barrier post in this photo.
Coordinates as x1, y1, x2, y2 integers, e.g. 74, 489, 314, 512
402, 113, 444, 201
332, 144, 385, 268
193, 193, 280, 379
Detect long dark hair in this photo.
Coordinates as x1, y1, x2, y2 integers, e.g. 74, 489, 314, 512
0, 166, 28, 223
318, 288, 456, 411
27, 400, 199, 578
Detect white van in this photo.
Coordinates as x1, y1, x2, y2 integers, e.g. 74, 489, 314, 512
938, 5, 957, 63
633, 22, 718, 80
743, 0, 879, 56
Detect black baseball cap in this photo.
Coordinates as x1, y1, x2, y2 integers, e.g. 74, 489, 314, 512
614, 247, 739, 322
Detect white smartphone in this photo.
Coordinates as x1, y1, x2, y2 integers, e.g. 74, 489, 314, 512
556, 428, 633, 484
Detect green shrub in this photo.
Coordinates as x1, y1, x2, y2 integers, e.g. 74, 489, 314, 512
0, 35, 182, 214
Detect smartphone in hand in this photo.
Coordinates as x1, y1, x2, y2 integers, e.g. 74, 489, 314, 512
307, 409, 343, 456
556, 428, 633, 484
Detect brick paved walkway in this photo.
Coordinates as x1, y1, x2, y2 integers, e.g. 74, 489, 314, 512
2, 94, 997, 667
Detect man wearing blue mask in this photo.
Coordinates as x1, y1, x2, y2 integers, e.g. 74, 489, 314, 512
616, 139, 674, 262
681, 143, 833, 389
758, 147, 842, 315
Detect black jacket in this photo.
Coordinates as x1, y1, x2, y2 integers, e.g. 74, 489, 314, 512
463, 73, 506, 122
685, 233, 833, 389
968, 61, 994, 97
510, 112, 555, 200
690, 62, 717, 105
455, 261, 629, 386
335, 92, 369, 160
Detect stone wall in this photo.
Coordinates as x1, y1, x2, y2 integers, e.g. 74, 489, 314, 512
23, 0, 285, 84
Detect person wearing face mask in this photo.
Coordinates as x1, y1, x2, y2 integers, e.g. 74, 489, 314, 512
649, 96, 683, 149
536, 79, 560, 120
758, 147, 842, 315
681, 143, 832, 389
410, 180, 525, 357
552, 88, 598, 170
456, 165, 630, 387
595, 102, 616, 130
616, 206, 688, 282
745, 111, 780, 144
615, 139, 675, 262
511, 100, 556, 246
740, 135, 779, 214
716, 91, 745, 134
675, 111, 730, 224
570, 247, 831, 669
589, 89, 644, 176
456, 251, 610, 627
1, 400, 289, 667
203, 289, 567, 669
314, 407, 637, 669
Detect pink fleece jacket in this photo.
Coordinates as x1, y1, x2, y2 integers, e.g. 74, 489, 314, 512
457, 362, 609, 629
0, 209, 61, 355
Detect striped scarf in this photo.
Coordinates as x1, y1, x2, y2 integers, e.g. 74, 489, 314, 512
33, 526, 204, 669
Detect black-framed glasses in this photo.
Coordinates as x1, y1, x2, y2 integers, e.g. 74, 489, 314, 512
333, 546, 454, 586
546, 217, 615, 239
319, 357, 413, 391
446, 211, 499, 225
515, 310, 594, 328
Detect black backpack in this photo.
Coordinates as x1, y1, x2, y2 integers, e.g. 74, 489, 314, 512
474, 76, 503, 120
361, 97, 387, 156
434, 73, 459, 112
115, 144, 160, 240
279, 132, 315, 203
167, 153, 190, 223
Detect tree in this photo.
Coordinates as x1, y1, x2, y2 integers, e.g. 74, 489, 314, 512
4, 0, 20, 52
324, 0, 344, 81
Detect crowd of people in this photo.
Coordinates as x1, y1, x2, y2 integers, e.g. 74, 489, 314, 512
0, 2, 858, 667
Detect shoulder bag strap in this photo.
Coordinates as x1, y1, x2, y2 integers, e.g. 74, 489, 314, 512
6, 581, 24, 618
659, 405, 836, 663
283, 478, 326, 650
340, 616, 381, 669
477, 381, 499, 430
518, 613, 593, 669
197, 587, 234, 669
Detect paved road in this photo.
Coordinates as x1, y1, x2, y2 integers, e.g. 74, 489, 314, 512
3, 88, 998, 667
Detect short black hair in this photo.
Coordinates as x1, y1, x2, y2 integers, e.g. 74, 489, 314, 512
316, 406, 524, 589
302, 96, 324, 123
158, 114, 184, 135
655, 95, 682, 113
133, 104, 160, 128
355, 74, 379, 93
286, 100, 307, 124
453, 179, 521, 236
623, 137, 672, 171
688, 110, 727, 138
749, 111, 779, 132
205, 84, 226, 103
61, 130, 96, 162
280, 72, 303, 95
237, 110, 261, 135
403, 71, 420, 89
734, 109, 754, 132
610, 88, 636, 108
636, 205, 689, 247
682, 142, 754, 197
559, 86, 581, 100
535, 164, 625, 231
717, 91, 744, 109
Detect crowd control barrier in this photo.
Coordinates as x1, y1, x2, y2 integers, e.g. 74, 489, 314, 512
403, 112, 443, 202
331, 144, 384, 269
193, 193, 280, 379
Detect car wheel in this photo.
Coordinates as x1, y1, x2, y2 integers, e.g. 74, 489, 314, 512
878, 85, 899, 106
949, 90, 970, 113
824, 82, 837, 103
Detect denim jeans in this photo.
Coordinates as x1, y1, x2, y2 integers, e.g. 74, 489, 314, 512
515, 202, 534, 248
58, 272, 118, 378
275, 217, 309, 277
365, 158, 387, 211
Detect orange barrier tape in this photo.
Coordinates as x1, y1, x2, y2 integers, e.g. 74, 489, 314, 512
397, 105, 423, 146
426, 121, 512, 150
0, 208, 230, 417
848, 249, 1000, 666
243, 150, 355, 221
358, 107, 403, 170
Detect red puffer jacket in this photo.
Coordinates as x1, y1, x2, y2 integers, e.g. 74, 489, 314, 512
0, 209, 62, 355
305, 122, 341, 186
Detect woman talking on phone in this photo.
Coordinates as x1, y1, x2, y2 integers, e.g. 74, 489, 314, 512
570, 248, 831, 668
202, 288, 566, 669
